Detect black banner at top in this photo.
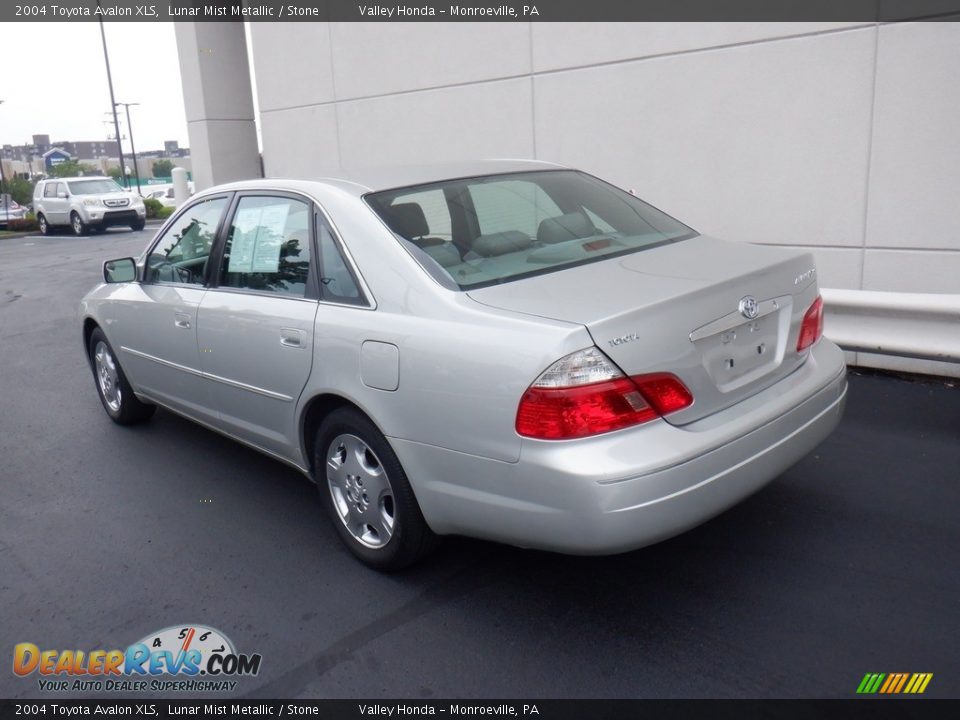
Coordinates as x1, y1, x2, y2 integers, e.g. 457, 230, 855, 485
3, 0, 960, 23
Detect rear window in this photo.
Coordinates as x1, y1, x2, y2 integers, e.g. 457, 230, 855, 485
365, 170, 695, 290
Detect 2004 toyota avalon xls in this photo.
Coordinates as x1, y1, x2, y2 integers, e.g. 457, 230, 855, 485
79, 160, 847, 569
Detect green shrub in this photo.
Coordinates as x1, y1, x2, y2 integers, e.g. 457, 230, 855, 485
144, 198, 163, 219
157, 206, 174, 220
5, 216, 39, 232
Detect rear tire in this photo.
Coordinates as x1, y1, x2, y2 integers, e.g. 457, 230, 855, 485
315, 407, 437, 570
71, 211, 89, 236
88, 327, 156, 425
38, 214, 50, 236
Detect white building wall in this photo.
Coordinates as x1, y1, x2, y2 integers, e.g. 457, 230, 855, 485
248, 21, 960, 376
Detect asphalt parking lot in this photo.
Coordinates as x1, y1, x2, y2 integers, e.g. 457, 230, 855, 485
1, 229, 958, 700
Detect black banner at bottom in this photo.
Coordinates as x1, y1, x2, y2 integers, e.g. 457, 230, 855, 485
0, 700, 957, 720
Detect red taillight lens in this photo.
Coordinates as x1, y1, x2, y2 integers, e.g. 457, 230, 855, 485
632, 373, 695, 415
515, 348, 693, 440
516, 377, 658, 440
797, 295, 824, 352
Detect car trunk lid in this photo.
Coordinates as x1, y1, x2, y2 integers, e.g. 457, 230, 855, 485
467, 235, 820, 425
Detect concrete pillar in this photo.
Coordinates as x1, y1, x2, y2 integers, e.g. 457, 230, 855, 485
175, 22, 260, 191
172, 167, 190, 208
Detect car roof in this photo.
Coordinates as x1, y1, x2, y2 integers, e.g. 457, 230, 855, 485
210, 159, 570, 198
39, 176, 117, 183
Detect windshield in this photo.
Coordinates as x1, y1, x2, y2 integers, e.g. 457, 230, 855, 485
67, 179, 125, 195
366, 170, 696, 290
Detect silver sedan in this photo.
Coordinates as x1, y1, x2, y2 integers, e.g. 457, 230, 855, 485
79, 160, 847, 569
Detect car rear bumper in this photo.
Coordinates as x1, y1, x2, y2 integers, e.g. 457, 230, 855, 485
391, 339, 847, 554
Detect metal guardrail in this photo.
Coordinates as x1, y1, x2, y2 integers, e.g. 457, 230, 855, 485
821, 289, 960, 364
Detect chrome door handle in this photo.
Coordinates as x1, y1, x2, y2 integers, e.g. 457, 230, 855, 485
174, 312, 191, 329
280, 328, 305, 348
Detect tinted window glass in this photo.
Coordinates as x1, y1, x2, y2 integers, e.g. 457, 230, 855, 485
67, 179, 124, 195
470, 180, 561, 238
218, 196, 312, 297
145, 197, 228, 285
318, 219, 362, 304
367, 170, 695, 290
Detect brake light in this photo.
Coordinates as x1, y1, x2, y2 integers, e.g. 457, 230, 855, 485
797, 295, 824, 352
515, 348, 693, 440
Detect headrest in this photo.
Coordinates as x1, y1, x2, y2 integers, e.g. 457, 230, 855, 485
385, 202, 429, 238
423, 243, 462, 268
471, 231, 534, 257
537, 212, 596, 245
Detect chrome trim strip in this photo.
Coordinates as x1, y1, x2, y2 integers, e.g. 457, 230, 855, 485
202, 371, 294, 402
688, 295, 791, 343
121, 346, 204, 378
120, 346, 293, 402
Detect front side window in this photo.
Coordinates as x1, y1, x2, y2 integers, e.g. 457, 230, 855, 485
367, 170, 696, 290
145, 197, 228, 285
67, 179, 124, 195
218, 196, 312, 297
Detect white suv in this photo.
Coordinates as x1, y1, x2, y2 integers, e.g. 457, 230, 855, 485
33, 177, 146, 236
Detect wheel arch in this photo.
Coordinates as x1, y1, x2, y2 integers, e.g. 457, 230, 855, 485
82, 317, 101, 368
299, 392, 390, 482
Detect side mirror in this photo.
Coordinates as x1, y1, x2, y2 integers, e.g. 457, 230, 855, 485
103, 257, 137, 284
57, 191, 68, 199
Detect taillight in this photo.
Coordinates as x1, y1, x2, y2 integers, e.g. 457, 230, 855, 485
515, 348, 693, 440
797, 295, 824, 352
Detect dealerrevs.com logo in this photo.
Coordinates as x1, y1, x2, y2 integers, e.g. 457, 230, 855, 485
13, 625, 261, 693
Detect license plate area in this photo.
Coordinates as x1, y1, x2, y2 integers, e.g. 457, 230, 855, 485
690, 296, 790, 392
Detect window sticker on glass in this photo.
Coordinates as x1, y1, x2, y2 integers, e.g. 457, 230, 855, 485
228, 202, 290, 274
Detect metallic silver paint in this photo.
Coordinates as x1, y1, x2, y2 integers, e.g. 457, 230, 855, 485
80, 161, 847, 555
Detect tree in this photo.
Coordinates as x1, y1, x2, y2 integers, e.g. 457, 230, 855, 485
152, 159, 175, 178
107, 166, 124, 181
0, 175, 35, 206
48, 160, 97, 178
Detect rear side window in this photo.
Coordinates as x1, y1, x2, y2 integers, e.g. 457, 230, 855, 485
218, 196, 312, 298
317, 219, 363, 305
43, 183, 58, 198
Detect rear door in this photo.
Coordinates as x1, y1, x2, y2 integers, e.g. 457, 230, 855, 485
44, 181, 68, 224
196, 192, 319, 457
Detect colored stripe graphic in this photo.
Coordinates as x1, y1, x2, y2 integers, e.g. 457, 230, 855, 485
857, 673, 933, 694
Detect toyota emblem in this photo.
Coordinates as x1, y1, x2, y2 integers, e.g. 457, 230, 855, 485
739, 295, 759, 319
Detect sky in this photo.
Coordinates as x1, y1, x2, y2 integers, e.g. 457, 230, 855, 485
2, 23, 193, 152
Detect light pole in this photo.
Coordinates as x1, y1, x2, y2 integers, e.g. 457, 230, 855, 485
97, 9, 127, 188
115, 102, 141, 195
0, 100, 8, 220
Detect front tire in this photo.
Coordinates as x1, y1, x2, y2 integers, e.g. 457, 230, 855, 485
88, 328, 156, 425
131, 219, 145, 231
71, 211, 89, 236
315, 407, 436, 570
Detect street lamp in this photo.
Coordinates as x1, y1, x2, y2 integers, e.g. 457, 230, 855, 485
115, 102, 141, 195
97, 9, 127, 188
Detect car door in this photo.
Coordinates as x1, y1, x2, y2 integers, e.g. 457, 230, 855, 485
44, 181, 68, 224
117, 194, 231, 422
196, 193, 319, 459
